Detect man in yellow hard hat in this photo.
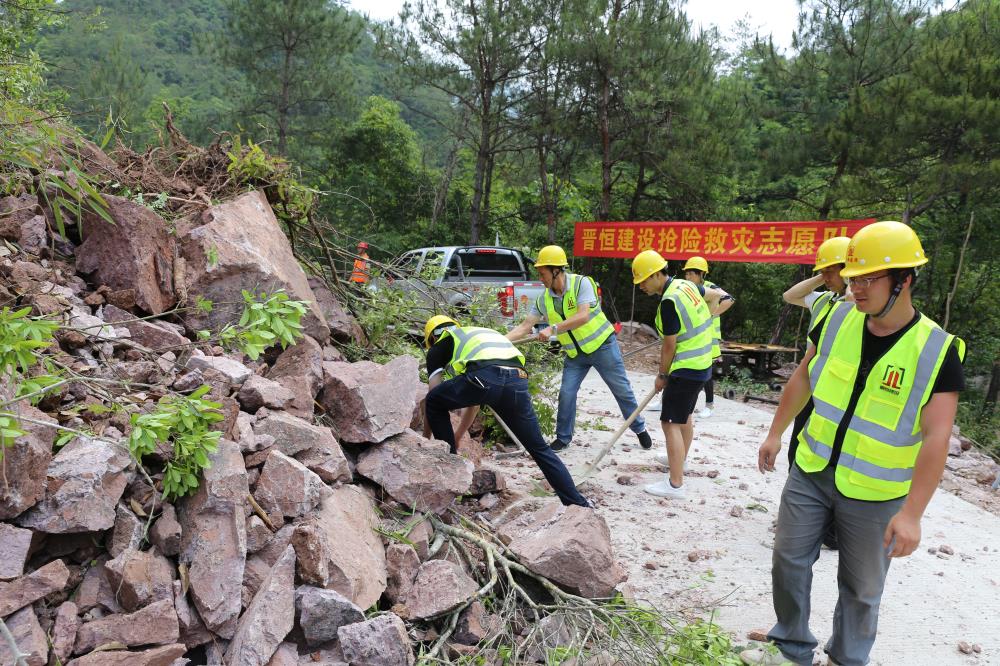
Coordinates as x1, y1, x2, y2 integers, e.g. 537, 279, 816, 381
631, 250, 722, 499
744, 222, 965, 666
506, 245, 653, 452
423, 315, 590, 507
681, 256, 735, 418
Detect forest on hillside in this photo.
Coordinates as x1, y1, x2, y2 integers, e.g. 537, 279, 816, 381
3, 0, 999, 449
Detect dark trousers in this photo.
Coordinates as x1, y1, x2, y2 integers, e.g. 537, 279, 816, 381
702, 377, 715, 404
425, 366, 589, 507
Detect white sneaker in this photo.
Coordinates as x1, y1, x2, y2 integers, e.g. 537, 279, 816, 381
643, 480, 686, 498
653, 453, 670, 468
698, 406, 713, 418
739, 647, 793, 665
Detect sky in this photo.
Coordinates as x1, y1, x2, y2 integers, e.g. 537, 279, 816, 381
345, 0, 803, 50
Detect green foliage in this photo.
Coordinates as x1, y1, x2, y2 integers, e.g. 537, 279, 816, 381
225, 136, 318, 227
1, 0, 62, 104
0, 307, 60, 454
128, 385, 224, 501
212, 290, 307, 361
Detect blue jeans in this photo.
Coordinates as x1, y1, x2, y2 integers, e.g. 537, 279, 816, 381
557, 336, 645, 443
425, 366, 589, 507
768, 465, 903, 666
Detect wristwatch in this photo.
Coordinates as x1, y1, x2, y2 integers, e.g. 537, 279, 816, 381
657, 372, 670, 381
551, 323, 559, 334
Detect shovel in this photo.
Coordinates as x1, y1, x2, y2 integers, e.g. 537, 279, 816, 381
576, 386, 659, 480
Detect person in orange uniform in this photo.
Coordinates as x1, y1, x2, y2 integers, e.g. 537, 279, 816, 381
350, 241, 370, 284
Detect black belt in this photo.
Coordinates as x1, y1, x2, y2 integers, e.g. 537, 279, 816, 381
466, 358, 525, 372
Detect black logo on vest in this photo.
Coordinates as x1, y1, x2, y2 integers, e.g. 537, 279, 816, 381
879, 365, 906, 395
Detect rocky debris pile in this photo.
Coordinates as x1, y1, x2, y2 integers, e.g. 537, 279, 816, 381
0, 136, 627, 666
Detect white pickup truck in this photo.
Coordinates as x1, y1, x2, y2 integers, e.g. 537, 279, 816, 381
384, 246, 545, 320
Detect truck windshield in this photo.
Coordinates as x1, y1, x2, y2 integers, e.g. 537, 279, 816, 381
454, 250, 524, 279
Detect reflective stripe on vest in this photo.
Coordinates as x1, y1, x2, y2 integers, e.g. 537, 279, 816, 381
704, 280, 722, 358
350, 258, 368, 283
807, 291, 838, 332
796, 306, 960, 500
654, 278, 714, 372
541, 273, 614, 358
442, 326, 525, 378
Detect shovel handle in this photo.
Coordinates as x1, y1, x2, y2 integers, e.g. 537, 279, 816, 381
577, 386, 659, 481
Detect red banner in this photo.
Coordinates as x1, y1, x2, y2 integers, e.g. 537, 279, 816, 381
572, 219, 875, 263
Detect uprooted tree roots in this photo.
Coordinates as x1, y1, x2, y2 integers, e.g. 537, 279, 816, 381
387, 512, 737, 665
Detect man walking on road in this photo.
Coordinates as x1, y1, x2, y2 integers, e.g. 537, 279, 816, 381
632, 250, 720, 499
682, 256, 735, 418
506, 245, 653, 452
743, 222, 965, 666
422, 315, 590, 508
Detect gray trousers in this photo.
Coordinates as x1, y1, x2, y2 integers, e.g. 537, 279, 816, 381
768, 464, 904, 666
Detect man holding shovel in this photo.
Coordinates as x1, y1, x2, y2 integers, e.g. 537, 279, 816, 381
506, 245, 653, 452
632, 250, 720, 499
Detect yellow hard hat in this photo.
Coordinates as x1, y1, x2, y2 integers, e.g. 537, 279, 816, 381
534, 245, 568, 268
424, 315, 458, 348
632, 249, 667, 284
682, 256, 709, 273
841, 221, 928, 278
813, 236, 851, 271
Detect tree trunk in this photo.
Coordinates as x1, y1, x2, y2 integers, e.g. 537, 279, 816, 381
598, 69, 612, 222
469, 87, 494, 244
986, 356, 1000, 412
278, 47, 292, 156
769, 265, 809, 344
628, 153, 647, 220
537, 139, 556, 242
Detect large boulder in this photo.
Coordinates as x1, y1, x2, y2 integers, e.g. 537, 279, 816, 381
103, 547, 176, 612
296, 586, 364, 647
499, 504, 626, 599
75, 195, 176, 315
337, 614, 413, 666
253, 450, 327, 519
252, 411, 350, 483
224, 545, 296, 666
403, 560, 478, 621
0, 404, 55, 520
356, 430, 473, 513
177, 439, 248, 639
319, 356, 421, 444
177, 190, 330, 342
73, 598, 180, 653
291, 485, 386, 609
0, 559, 70, 617
266, 335, 324, 420
17, 436, 131, 533
0, 606, 47, 666
101, 304, 190, 350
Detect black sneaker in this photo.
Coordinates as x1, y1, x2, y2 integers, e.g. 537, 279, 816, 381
549, 438, 570, 451
636, 430, 653, 450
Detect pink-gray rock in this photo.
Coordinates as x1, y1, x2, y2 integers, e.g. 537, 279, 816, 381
225, 545, 296, 666
246, 515, 273, 554
101, 304, 190, 350
177, 190, 330, 342
150, 503, 183, 557
296, 586, 364, 647
19, 214, 47, 255
74, 597, 179, 653
104, 547, 175, 612
254, 450, 327, 519
66, 643, 186, 666
0, 559, 71, 617
0, 523, 33, 580
17, 436, 131, 533
384, 544, 420, 605
0, 193, 40, 240
306, 276, 365, 345
0, 404, 55, 520
404, 560, 478, 620
173, 580, 212, 649
238, 375, 294, 413
469, 467, 506, 496
187, 354, 253, 385
265, 643, 298, 666
337, 614, 413, 666
0, 605, 47, 666
76, 195, 176, 314
318, 356, 420, 444
109, 503, 144, 557
500, 504, 626, 599
266, 335, 323, 420
453, 601, 488, 645
253, 412, 349, 483
291, 486, 386, 609
52, 601, 81, 664
177, 439, 248, 639
72, 559, 118, 613
356, 430, 473, 513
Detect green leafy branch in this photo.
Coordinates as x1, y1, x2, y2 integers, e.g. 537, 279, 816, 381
198, 289, 307, 360
0, 307, 61, 455
128, 385, 224, 501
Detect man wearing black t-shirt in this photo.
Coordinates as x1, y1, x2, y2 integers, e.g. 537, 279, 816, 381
743, 222, 965, 666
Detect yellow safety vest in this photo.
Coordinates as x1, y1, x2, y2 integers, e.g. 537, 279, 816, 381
439, 326, 525, 379
796, 305, 965, 501
807, 291, 840, 333
704, 279, 723, 359
539, 273, 614, 358
654, 278, 714, 373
